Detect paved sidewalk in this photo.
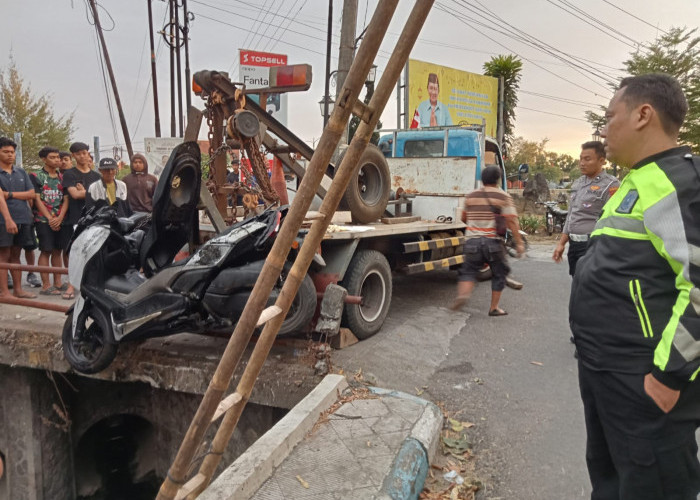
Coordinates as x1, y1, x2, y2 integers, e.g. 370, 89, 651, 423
201, 375, 443, 500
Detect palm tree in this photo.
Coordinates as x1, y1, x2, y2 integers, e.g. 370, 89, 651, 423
483, 55, 523, 151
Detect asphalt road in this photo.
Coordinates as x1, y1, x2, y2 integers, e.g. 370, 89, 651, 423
334, 243, 591, 499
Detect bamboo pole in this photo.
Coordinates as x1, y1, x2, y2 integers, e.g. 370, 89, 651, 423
156, 2, 401, 498
186, 1, 435, 496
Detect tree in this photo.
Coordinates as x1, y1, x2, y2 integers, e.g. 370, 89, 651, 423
483, 54, 523, 149
0, 60, 73, 168
585, 27, 700, 150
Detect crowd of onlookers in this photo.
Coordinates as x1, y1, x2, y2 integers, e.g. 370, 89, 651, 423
0, 137, 158, 300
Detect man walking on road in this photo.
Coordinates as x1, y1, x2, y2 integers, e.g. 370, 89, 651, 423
552, 141, 619, 275
570, 74, 700, 499
451, 165, 525, 315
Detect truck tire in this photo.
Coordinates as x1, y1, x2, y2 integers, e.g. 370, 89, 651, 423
339, 144, 391, 224
341, 250, 392, 339
277, 272, 317, 336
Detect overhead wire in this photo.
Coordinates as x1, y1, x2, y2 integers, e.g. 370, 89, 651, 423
600, 0, 669, 36
518, 106, 589, 122
435, 2, 608, 97
544, 0, 645, 51
453, 0, 617, 89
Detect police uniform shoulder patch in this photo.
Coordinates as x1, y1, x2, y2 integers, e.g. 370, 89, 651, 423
616, 190, 639, 214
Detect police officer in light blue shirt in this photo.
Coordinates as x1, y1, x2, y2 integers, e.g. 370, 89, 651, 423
416, 73, 453, 127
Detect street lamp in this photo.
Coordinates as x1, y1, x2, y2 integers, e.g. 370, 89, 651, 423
592, 126, 601, 142
366, 64, 377, 85
319, 95, 335, 123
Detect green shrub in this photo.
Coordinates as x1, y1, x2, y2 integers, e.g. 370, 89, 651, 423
518, 215, 542, 234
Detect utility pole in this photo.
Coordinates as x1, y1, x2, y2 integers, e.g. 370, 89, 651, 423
323, 0, 333, 128
497, 76, 505, 149
183, 0, 192, 113
147, 0, 161, 137
336, 0, 358, 149
89, 0, 133, 160
169, 0, 176, 137
174, 0, 184, 137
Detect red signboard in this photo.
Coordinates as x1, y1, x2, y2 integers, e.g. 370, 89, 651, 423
239, 50, 288, 67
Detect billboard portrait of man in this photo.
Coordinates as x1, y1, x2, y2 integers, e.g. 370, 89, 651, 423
415, 73, 453, 127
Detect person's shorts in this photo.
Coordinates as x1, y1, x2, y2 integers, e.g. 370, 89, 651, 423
0, 223, 37, 249
36, 222, 73, 252
458, 237, 511, 291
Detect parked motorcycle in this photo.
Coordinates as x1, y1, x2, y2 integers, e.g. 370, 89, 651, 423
62, 142, 318, 374
537, 201, 568, 235
503, 228, 529, 257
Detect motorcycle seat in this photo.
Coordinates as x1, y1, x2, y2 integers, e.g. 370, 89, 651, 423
124, 229, 146, 254
117, 212, 150, 234
553, 208, 568, 216
105, 269, 148, 294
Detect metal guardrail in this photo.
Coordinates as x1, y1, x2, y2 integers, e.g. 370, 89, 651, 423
0, 262, 70, 313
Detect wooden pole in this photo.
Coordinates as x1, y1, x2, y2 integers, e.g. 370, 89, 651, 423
155, 2, 401, 498
185, 2, 434, 496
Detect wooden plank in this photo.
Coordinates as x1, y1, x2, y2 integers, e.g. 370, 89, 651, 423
329, 328, 359, 349
211, 392, 243, 423
304, 211, 326, 221
175, 473, 206, 500
257, 306, 282, 327
380, 215, 421, 225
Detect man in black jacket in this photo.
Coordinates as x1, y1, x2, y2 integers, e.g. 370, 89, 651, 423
570, 74, 700, 499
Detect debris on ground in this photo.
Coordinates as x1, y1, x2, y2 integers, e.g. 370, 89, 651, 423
421, 405, 483, 500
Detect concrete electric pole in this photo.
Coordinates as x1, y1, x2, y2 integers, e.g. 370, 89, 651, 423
336, 0, 358, 151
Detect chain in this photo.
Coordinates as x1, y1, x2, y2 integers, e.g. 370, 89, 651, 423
244, 136, 279, 205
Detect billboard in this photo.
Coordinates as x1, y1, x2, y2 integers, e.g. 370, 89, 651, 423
406, 59, 499, 137
143, 137, 183, 178
239, 49, 288, 126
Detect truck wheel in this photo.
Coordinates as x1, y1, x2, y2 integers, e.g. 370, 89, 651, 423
277, 273, 317, 336
340, 144, 391, 224
341, 250, 392, 339
62, 307, 118, 374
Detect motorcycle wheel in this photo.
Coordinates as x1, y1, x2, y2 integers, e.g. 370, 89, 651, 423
62, 307, 118, 374
546, 213, 554, 236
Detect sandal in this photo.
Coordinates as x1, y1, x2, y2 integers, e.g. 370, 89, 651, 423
62, 291, 75, 300
488, 308, 508, 316
57, 283, 69, 292
39, 286, 62, 296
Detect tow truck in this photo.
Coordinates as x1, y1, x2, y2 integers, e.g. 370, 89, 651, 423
192, 70, 508, 340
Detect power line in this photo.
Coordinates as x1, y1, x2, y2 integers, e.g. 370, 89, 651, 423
454, 0, 618, 88
435, 2, 608, 97
545, 0, 643, 51
518, 106, 588, 122
600, 0, 669, 35
191, 11, 326, 55
520, 90, 605, 108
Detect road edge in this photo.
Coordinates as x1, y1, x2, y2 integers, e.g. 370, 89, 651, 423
199, 373, 348, 500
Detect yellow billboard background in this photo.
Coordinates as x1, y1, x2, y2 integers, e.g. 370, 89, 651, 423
407, 59, 499, 137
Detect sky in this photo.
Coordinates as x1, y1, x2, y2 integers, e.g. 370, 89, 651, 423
1, 0, 698, 160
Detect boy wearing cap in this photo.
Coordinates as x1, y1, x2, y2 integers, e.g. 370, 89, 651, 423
61, 141, 101, 300
86, 157, 130, 217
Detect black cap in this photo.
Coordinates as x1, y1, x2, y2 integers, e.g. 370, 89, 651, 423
98, 157, 118, 170
69, 142, 90, 153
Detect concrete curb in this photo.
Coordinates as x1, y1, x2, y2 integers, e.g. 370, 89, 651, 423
199, 374, 348, 500
370, 387, 443, 500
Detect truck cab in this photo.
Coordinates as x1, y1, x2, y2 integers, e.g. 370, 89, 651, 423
378, 126, 506, 220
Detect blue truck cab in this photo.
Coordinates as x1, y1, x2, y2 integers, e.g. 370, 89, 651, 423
377, 127, 507, 190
